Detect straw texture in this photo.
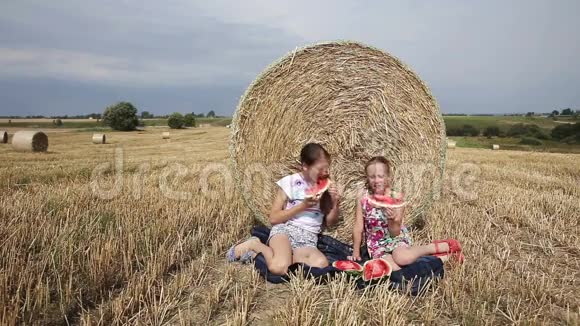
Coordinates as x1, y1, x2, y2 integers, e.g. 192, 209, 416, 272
12, 131, 48, 152
229, 41, 446, 239
162, 132, 170, 139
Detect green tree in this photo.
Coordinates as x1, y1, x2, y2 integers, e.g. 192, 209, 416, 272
141, 111, 153, 119
483, 126, 501, 138
103, 102, 139, 131
462, 124, 480, 136
168, 112, 185, 129
551, 122, 580, 140
183, 113, 196, 127
551, 110, 560, 116
446, 127, 463, 136
507, 123, 549, 140
561, 108, 573, 116
53, 119, 63, 126
206, 110, 216, 118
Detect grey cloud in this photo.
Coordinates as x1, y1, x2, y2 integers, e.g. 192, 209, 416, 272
0, 0, 578, 115
0, 0, 303, 87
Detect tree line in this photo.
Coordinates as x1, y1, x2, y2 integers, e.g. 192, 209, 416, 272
0, 107, 221, 120
102, 102, 225, 131
447, 122, 580, 145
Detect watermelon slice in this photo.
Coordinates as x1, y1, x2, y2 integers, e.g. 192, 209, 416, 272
332, 260, 363, 276
305, 177, 331, 199
368, 190, 406, 209
362, 258, 392, 282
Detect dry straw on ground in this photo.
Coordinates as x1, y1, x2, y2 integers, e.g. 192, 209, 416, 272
162, 132, 171, 139
230, 41, 446, 238
0, 128, 578, 324
92, 133, 106, 144
11, 130, 48, 152
0, 131, 7, 144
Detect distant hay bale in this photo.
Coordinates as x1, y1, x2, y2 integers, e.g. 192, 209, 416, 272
92, 133, 106, 144
162, 132, 170, 139
0, 130, 7, 144
12, 131, 48, 152
229, 41, 446, 239
447, 139, 457, 149
492, 144, 500, 150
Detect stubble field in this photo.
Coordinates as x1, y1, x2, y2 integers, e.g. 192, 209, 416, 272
0, 127, 578, 325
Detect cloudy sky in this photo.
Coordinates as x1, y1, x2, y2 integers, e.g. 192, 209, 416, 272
1, 0, 579, 116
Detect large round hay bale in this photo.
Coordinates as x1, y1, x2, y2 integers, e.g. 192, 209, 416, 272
229, 41, 446, 239
162, 132, 170, 139
12, 131, 48, 152
492, 144, 500, 150
0, 131, 7, 143
92, 133, 106, 144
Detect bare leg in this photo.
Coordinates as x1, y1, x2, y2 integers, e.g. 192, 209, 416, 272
234, 235, 293, 275
391, 242, 449, 266
292, 247, 329, 268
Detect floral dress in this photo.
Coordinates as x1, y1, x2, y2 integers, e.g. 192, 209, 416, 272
362, 191, 413, 259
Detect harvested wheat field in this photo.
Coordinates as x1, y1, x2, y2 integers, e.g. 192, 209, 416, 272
0, 127, 579, 325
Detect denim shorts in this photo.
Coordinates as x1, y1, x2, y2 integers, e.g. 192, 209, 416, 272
268, 223, 318, 249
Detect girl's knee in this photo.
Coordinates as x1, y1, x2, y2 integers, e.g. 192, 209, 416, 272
392, 248, 411, 266
310, 255, 329, 268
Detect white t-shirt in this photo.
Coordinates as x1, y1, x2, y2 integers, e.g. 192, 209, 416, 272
276, 173, 324, 233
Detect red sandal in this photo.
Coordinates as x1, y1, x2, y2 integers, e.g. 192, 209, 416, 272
433, 239, 462, 254
432, 251, 465, 264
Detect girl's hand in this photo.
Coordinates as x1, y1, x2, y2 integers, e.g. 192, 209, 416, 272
302, 195, 320, 208
384, 206, 404, 222
347, 253, 361, 262
328, 183, 341, 205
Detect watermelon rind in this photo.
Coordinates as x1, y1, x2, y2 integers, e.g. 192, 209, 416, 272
305, 178, 331, 199
332, 260, 363, 276
368, 195, 406, 209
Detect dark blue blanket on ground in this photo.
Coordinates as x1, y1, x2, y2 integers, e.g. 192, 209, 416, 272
250, 226, 444, 296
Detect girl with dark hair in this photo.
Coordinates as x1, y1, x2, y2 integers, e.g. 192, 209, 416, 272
227, 143, 341, 275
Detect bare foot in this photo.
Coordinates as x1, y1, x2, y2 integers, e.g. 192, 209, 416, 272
431, 242, 449, 253
434, 252, 464, 265
436, 254, 450, 263
234, 238, 260, 258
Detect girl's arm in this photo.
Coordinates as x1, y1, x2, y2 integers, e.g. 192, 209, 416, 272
325, 183, 341, 227
350, 192, 364, 261
269, 188, 311, 225
325, 202, 340, 227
